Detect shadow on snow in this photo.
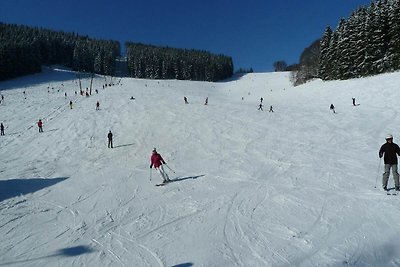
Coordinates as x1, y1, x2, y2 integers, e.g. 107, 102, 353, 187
169, 175, 205, 183
171, 263, 194, 267
0, 245, 94, 266
0, 177, 68, 202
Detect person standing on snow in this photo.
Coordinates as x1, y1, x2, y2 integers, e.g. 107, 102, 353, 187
258, 103, 263, 111
150, 148, 170, 183
352, 97, 356, 106
0, 122, 4, 136
107, 130, 113, 148
37, 119, 43, 133
204, 97, 208, 105
379, 134, 400, 191
330, 104, 336, 113
96, 101, 100, 110
269, 105, 274, 112
184, 96, 188, 104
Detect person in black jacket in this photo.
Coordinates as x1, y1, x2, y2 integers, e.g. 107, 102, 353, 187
379, 134, 400, 191
107, 130, 113, 148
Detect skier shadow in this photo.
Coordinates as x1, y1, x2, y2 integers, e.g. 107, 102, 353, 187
0, 177, 68, 202
0, 245, 94, 266
169, 174, 205, 183
171, 263, 193, 267
113, 143, 135, 149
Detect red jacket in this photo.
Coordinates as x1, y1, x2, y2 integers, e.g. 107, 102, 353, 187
38, 120, 43, 127
150, 153, 165, 168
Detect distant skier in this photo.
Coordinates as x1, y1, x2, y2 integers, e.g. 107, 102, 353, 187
150, 148, 170, 183
379, 134, 400, 191
204, 97, 208, 105
269, 105, 274, 112
107, 130, 113, 148
37, 119, 43, 133
352, 97, 358, 106
96, 101, 100, 110
0, 123, 4, 136
330, 104, 336, 113
184, 96, 188, 104
65, 92, 67, 98
258, 103, 263, 111
260, 97, 263, 103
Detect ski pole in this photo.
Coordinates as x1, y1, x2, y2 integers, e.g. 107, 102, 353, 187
375, 158, 382, 188
149, 168, 152, 181
165, 164, 176, 173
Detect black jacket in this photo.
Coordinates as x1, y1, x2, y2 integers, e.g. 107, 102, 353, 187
379, 142, 400, 164
108, 132, 113, 140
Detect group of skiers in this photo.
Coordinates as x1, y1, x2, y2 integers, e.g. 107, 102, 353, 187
258, 97, 273, 112
183, 96, 209, 105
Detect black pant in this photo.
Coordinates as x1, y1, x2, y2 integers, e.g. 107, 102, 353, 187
108, 139, 113, 148
0, 130, 4, 136
39, 127, 43, 132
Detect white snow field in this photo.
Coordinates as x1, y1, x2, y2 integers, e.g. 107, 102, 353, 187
1, 67, 400, 267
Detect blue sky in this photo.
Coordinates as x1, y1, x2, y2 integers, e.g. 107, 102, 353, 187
1, 0, 371, 72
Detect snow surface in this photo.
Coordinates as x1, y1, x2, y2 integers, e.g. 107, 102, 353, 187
1, 67, 400, 267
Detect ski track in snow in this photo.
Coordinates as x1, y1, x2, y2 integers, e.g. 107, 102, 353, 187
2, 69, 400, 266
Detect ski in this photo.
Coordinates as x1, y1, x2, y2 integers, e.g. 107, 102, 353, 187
156, 182, 169, 186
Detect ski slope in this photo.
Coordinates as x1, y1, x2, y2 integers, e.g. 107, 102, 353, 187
1, 67, 400, 267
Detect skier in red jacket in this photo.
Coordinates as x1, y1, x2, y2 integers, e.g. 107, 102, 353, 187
37, 119, 43, 133
150, 148, 170, 183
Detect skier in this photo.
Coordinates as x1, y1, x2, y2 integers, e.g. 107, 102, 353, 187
65, 92, 67, 98
37, 119, 43, 133
69, 101, 73, 109
258, 103, 263, 111
269, 105, 274, 112
96, 101, 100, 110
330, 104, 336, 113
260, 97, 263, 103
184, 96, 188, 104
107, 130, 113, 148
0, 122, 4, 136
204, 97, 208, 105
379, 134, 400, 191
150, 148, 170, 183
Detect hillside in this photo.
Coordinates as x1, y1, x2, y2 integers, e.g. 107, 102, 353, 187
1, 68, 400, 266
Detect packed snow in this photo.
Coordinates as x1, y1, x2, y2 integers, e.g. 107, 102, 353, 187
1, 67, 400, 267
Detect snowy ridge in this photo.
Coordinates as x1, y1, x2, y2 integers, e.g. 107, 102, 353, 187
1, 68, 400, 266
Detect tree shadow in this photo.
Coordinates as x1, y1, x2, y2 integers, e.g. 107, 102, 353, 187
169, 175, 205, 183
0, 67, 78, 91
0, 177, 68, 202
0, 245, 94, 266
113, 143, 135, 149
171, 263, 194, 267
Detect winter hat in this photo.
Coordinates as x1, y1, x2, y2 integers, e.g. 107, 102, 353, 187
152, 148, 157, 152
386, 134, 393, 140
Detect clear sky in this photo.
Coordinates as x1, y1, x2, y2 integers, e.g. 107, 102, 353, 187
0, 0, 372, 72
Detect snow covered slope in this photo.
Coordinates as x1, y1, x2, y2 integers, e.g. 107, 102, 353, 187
1, 67, 400, 266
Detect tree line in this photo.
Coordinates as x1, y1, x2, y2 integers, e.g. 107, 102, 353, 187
319, 0, 400, 80
0, 22, 120, 81
0, 22, 234, 82
126, 42, 233, 82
